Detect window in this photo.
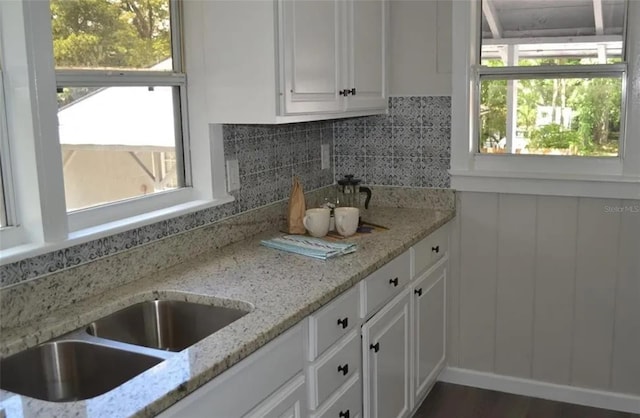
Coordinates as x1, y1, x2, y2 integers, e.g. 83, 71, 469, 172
0, 0, 232, 258
450, 0, 640, 199
52, 0, 188, 212
477, 0, 627, 157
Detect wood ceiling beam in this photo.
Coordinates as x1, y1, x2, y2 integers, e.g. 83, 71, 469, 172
482, 0, 503, 39
482, 34, 621, 46
501, 27, 623, 39
593, 0, 604, 35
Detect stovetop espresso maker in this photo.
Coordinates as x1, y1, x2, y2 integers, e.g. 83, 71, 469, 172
336, 174, 372, 210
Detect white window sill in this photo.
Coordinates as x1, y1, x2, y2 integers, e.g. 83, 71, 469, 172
450, 169, 640, 199
0, 195, 235, 265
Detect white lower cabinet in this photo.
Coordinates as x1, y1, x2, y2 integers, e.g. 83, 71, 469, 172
309, 330, 360, 408
310, 374, 361, 418
157, 323, 305, 418
245, 374, 306, 418
309, 287, 359, 361
158, 223, 450, 418
411, 258, 447, 408
362, 289, 412, 418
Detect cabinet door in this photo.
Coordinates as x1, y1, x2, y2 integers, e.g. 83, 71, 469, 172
412, 260, 446, 406
362, 289, 411, 418
344, 0, 388, 111
280, 0, 343, 114
244, 375, 306, 418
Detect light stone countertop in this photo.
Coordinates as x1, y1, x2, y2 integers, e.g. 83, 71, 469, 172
0, 206, 455, 418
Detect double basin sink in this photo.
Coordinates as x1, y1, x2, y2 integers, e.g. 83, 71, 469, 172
0, 299, 250, 402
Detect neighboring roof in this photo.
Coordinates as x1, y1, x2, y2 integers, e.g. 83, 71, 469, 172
58, 59, 177, 151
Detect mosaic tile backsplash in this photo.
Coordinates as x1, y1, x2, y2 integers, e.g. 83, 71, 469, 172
0, 121, 334, 287
1, 96, 453, 286
224, 121, 334, 210
334, 96, 451, 188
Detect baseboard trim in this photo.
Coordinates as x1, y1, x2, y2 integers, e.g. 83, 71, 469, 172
438, 367, 640, 414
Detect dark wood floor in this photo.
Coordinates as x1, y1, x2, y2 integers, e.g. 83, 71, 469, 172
414, 383, 640, 418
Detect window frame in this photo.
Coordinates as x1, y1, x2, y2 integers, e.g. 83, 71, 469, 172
474, 63, 628, 159
0, 0, 233, 260
53, 0, 193, 231
0, 53, 15, 230
450, 0, 640, 199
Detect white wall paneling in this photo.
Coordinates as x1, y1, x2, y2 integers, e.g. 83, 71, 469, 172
495, 195, 536, 378
532, 196, 578, 385
611, 200, 640, 395
572, 198, 621, 389
449, 192, 640, 401
458, 192, 498, 372
446, 200, 461, 367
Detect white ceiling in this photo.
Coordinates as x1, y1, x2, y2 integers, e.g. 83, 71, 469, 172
481, 0, 626, 39
481, 0, 626, 60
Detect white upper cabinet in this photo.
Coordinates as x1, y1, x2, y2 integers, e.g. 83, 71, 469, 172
196, 0, 388, 124
281, 0, 343, 114
344, 0, 388, 111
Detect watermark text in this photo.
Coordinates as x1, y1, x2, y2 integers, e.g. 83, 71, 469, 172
604, 205, 640, 213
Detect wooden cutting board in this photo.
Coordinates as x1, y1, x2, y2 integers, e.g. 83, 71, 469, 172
323, 221, 389, 241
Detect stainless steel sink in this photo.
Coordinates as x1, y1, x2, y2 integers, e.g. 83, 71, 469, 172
0, 341, 162, 402
0, 298, 249, 401
86, 300, 249, 351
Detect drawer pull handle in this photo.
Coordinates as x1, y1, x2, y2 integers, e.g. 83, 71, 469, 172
338, 363, 349, 376
370, 342, 380, 352
389, 277, 399, 287
432, 245, 440, 253
339, 410, 350, 418
415, 288, 423, 297
337, 317, 349, 329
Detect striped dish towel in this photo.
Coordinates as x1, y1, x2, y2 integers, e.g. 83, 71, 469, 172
260, 235, 357, 260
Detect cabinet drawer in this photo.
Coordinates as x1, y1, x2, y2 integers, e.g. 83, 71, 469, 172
412, 225, 448, 277
360, 250, 411, 318
311, 374, 361, 418
309, 330, 360, 409
309, 287, 359, 360
157, 323, 304, 418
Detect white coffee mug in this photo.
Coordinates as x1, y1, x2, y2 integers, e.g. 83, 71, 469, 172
334, 207, 359, 237
303, 208, 331, 237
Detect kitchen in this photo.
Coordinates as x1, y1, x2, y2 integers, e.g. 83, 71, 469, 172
0, 0, 639, 417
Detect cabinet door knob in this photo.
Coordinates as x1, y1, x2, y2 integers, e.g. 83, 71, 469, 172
337, 317, 349, 329
339, 89, 348, 96
389, 277, 399, 287
370, 342, 380, 352
338, 363, 349, 376
432, 245, 440, 253
415, 288, 423, 297
339, 410, 350, 418
348, 88, 356, 96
